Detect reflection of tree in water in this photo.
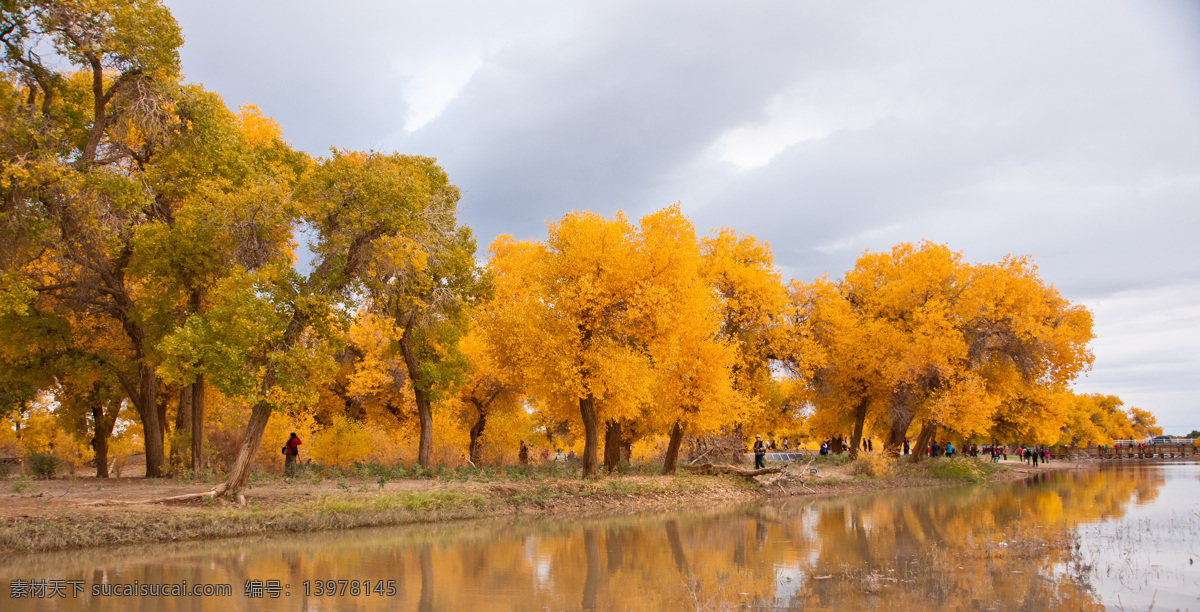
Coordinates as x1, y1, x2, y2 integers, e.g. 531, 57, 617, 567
0, 467, 1162, 611
676, 467, 1153, 610
582, 528, 600, 611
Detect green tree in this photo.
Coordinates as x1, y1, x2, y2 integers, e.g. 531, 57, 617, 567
166, 151, 462, 498
0, 0, 184, 476
362, 172, 484, 468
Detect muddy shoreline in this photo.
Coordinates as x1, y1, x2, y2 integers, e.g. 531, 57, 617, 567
0, 457, 1096, 555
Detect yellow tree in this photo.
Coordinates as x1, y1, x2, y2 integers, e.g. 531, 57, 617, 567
1128, 407, 1162, 439
1058, 393, 1137, 447
699, 230, 792, 453
158, 151, 452, 497
790, 242, 1094, 459
481, 211, 658, 477
455, 330, 523, 466
481, 205, 747, 475
789, 276, 899, 457
634, 208, 744, 474
960, 255, 1095, 446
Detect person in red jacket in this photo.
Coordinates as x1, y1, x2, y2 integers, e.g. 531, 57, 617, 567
284, 433, 302, 477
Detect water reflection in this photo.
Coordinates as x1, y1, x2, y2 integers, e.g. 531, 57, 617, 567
2, 463, 1195, 611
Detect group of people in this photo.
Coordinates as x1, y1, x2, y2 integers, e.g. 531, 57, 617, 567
817, 437, 851, 455
518, 441, 577, 465
1016, 446, 1051, 466
274, 429, 1066, 477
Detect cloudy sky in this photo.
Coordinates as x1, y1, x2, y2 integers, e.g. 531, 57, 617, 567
164, 0, 1200, 434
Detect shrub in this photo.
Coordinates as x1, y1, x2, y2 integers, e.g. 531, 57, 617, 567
26, 452, 61, 479
309, 415, 373, 469
851, 453, 894, 478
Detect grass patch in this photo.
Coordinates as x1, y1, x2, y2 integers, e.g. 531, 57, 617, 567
920, 456, 1001, 482
323, 491, 490, 513
601, 479, 662, 496
506, 484, 567, 506
11, 476, 34, 493
810, 453, 854, 467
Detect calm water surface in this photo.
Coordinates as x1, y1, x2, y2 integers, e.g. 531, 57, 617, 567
2, 461, 1198, 611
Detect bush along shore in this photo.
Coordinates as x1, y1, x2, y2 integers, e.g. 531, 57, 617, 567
0, 454, 1089, 554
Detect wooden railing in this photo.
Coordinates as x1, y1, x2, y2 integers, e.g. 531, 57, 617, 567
1089, 442, 1198, 460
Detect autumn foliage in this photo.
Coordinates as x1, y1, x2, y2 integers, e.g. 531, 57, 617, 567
0, 1, 1160, 487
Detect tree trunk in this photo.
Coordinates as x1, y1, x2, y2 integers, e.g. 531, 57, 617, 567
730, 424, 746, 464
885, 408, 913, 457
172, 384, 192, 472
399, 328, 434, 468
909, 421, 938, 463
191, 375, 205, 474
92, 419, 109, 479
468, 411, 486, 465
831, 436, 844, 454
224, 399, 273, 495
580, 394, 599, 477
849, 398, 868, 459
663, 421, 685, 475
604, 420, 622, 473
91, 400, 118, 479
136, 364, 165, 477
157, 383, 171, 446
414, 387, 433, 468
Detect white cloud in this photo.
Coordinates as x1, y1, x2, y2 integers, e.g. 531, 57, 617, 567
394, 54, 485, 132
711, 64, 934, 169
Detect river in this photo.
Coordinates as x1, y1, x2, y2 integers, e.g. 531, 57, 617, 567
2, 461, 1198, 610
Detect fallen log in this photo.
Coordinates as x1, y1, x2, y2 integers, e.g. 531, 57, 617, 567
78, 483, 230, 506
683, 463, 784, 479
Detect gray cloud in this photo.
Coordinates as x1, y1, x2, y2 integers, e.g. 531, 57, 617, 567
165, 0, 1200, 432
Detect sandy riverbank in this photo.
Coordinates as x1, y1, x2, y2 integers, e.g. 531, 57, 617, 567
0, 456, 1096, 554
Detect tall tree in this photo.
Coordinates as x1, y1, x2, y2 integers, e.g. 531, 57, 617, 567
699, 229, 791, 434
0, 0, 185, 476
134, 101, 301, 474
481, 210, 655, 477
362, 175, 483, 468
160, 151, 457, 498
637, 210, 743, 474
481, 206, 749, 476
455, 330, 522, 466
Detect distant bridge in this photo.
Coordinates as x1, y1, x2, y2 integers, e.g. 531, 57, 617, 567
1090, 441, 1198, 460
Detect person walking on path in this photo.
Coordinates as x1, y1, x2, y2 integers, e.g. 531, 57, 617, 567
753, 435, 767, 469
283, 433, 302, 477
